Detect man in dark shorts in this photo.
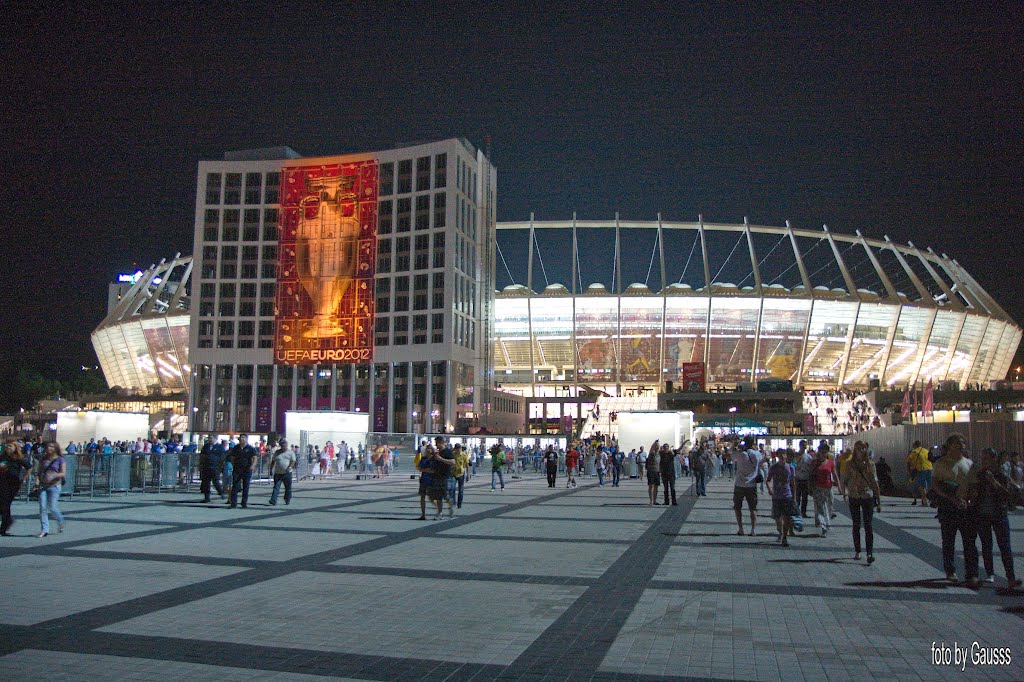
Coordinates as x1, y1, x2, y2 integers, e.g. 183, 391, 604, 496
733, 435, 761, 536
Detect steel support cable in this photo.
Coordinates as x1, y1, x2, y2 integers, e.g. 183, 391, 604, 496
677, 231, 700, 284
643, 230, 659, 288
767, 237, 824, 286
496, 239, 516, 285
533, 230, 550, 288
711, 232, 747, 284
807, 241, 857, 286
738, 233, 787, 286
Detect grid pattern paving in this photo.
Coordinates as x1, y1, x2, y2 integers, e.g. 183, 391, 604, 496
1, 471, 1022, 680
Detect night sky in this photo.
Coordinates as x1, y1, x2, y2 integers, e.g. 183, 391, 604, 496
2, 3, 1022, 407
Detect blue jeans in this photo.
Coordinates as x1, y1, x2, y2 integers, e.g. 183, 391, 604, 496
270, 472, 292, 504
695, 471, 706, 496
491, 469, 504, 489
978, 515, 1016, 581
230, 469, 252, 507
223, 462, 233, 492
39, 485, 64, 533
612, 465, 621, 486
456, 474, 466, 508
598, 469, 605, 486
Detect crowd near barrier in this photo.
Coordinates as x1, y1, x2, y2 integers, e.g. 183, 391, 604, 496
15, 452, 282, 501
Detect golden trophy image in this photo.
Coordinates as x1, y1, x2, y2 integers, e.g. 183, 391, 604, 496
295, 174, 360, 340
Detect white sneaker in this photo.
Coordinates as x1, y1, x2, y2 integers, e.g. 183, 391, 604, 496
984, 574, 995, 584
433, 513, 442, 520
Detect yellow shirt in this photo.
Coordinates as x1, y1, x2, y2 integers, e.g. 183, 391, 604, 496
451, 451, 469, 477
911, 447, 932, 471
838, 451, 854, 479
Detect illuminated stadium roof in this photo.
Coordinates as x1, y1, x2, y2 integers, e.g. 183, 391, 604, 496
491, 218, 1021, 389
92, 255, 192, 394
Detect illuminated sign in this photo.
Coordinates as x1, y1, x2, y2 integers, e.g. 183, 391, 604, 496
116, 271, 161, 285
274, 158, 378, 365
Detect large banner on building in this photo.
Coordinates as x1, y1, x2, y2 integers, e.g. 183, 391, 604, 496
681, 362, 706, 392
274, 158, 378, 365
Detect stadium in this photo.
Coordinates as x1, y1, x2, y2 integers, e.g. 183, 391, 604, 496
91, 254, 193, 395
491, 218, 1020, 394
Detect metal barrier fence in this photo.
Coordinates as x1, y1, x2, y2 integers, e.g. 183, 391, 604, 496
17, 453, 284, 500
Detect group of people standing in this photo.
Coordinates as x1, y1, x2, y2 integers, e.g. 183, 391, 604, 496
415, 436, 471, 520
923, 433, 1021, 588
0, 438, 67, 537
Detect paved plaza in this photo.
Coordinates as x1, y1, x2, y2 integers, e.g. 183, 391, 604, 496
1, 471, 1023, 681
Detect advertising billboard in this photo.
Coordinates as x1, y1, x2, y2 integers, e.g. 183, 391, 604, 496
274, 158, 378, 365
681, 362, 706, 392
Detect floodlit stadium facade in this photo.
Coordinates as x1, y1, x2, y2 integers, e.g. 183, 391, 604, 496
491, 219, 1021, 396
91, 255, 192, 394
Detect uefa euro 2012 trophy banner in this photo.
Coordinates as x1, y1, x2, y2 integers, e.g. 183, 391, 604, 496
296, 173, 360, 339
276, 160, 377, 364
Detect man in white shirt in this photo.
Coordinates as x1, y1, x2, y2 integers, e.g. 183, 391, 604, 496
733, 435, 762, 536
269, 439, 297, 506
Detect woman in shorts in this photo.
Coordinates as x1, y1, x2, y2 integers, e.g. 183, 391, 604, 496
646, 447, 661, 505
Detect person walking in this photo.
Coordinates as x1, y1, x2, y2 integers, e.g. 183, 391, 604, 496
565, 443, 579, 488
452, 444, 470, 510
767, 448, 796, 546
219, 438, 234, 500
611, 447, 624, 487
842, 441, 881, 563
198, 437, 225, 503
415, 444, 435, 520
907, 440, 931, 506
966, 448, 1021, 588
930, 433, 979, 585
595, 446, 608, 487
544, 445, 559, 487
733, 436, 760, 536
811, 443, 838, 536
268, 439, 296, 506
794, 440, 812, 518
228, 435, 258, 509
691, 444, 708, 497
645, 446, 661, 505
489, 441, 506, 491
36, 442, 66, 537
1, 439, 33, 535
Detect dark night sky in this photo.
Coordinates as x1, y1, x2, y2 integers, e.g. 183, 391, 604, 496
2, 2, 1022, 407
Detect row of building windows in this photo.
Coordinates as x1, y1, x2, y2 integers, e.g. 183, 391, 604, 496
198, 313, 449, 350
379, 154, 447, 196
205, 172, 281, 206
378, 193, 446, 234
376, 232, 445, 273
200, 195, 447, 245
200, 243, 278, 281
374, 313, 445, 346
374, 272, 445, 313
202, 208, 279, 243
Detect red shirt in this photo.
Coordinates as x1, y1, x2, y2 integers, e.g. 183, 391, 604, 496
814, 459, 835, 489
565, 449, 579, 468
